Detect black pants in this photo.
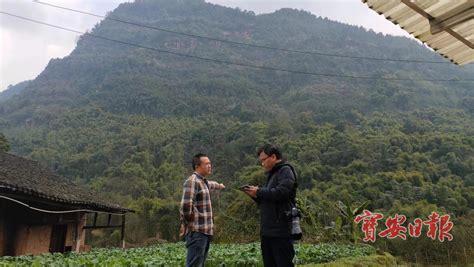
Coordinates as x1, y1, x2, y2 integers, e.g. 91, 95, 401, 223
261, 236, 295, 267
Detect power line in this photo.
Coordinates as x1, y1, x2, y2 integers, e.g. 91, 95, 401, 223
1, 11, 473, 83
0, 194, 125, 215
34, 0, 450, 65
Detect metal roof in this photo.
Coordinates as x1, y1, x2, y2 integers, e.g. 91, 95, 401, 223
362, 0, 474, 65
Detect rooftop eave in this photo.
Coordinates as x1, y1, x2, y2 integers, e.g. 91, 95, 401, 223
362, 0, 474, 66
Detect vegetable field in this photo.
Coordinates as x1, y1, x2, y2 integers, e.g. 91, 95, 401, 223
0, 243, 375, 266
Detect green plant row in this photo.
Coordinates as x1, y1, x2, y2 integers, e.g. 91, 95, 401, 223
0, 243, 375, 267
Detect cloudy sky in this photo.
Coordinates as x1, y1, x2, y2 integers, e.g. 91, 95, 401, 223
0, 0, 410, 92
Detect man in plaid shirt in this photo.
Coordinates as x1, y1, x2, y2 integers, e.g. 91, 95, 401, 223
180, 153, 225, 267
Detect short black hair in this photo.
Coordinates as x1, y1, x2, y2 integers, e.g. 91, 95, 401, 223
192, 153, 208, 170
257, 144, 283, 159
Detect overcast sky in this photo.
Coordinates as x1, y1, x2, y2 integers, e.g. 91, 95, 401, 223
0, 0, 410, 92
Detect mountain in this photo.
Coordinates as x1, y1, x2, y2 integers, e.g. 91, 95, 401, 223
0, 80, 31, 102
0, 0, 472, 258
1, 0, 473, 125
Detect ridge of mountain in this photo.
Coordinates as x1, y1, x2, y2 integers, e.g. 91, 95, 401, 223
0, 80, 31, 102
1, 0, 473, 127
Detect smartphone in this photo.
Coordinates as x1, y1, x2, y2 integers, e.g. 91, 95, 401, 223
238, 185, 251, 191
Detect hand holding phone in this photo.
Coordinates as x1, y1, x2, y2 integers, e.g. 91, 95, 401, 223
238, 185, 251, 191
240, 185, 258, 198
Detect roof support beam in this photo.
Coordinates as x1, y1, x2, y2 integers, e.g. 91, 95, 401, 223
429, 3, 474, 34
400, 0, 433, 20
445, 28, 474, 49
121, 215, 126, 249
401, 0, 474, 52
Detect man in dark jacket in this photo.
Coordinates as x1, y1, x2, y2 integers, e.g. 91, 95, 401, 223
244, 144, 296, 267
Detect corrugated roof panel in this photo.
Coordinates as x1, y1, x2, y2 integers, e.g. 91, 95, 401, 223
454, 56, 469, 66
432, 34, 460, 48
424, 1, 456, 15
362, 0, 474, 65
439, 42, 465, 55
444, 46, 469, 64
366, 0, 392, 10
425, 0, 468, 17
443, 45, 470, 59
367, 0, 395, 11
378, 1, 401, 12
454, 21, 474, 41
455, 49, 474, 63
397, 8, 421, 24
383, 4, 408, 18
402, 11, 425, 25
460, 55, 474, 65
411, 24, 431, 37
402, 17, 428, 33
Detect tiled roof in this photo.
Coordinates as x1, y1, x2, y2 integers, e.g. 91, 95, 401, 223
0, 151, 130, 213
363, 0, 474, 65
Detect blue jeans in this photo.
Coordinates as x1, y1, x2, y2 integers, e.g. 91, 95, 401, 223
185, 232, 211, 267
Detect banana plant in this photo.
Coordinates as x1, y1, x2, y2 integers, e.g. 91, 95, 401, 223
334, 200, 370, 243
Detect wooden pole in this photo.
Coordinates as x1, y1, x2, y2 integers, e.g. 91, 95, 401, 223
447, 249, 450, 266
121, 215, 126, 249
75, 212, 86, 253
464, 247, 468, 265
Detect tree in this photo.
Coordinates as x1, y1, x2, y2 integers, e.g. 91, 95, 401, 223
0, 133, 10, 152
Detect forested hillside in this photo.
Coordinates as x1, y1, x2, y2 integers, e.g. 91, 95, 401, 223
0, 80, 30, 103
0, 0, 473, 263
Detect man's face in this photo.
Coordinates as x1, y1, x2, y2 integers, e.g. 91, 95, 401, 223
196, 156, 212, 177
259, 152, 277, 171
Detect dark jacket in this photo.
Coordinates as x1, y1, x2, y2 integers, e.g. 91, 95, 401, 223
256, 161, 296, 237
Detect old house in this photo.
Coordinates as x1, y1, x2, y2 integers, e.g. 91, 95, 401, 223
0, 151, 131, 256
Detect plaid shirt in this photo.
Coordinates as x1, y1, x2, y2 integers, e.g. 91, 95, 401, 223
180, 172, 223, 236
